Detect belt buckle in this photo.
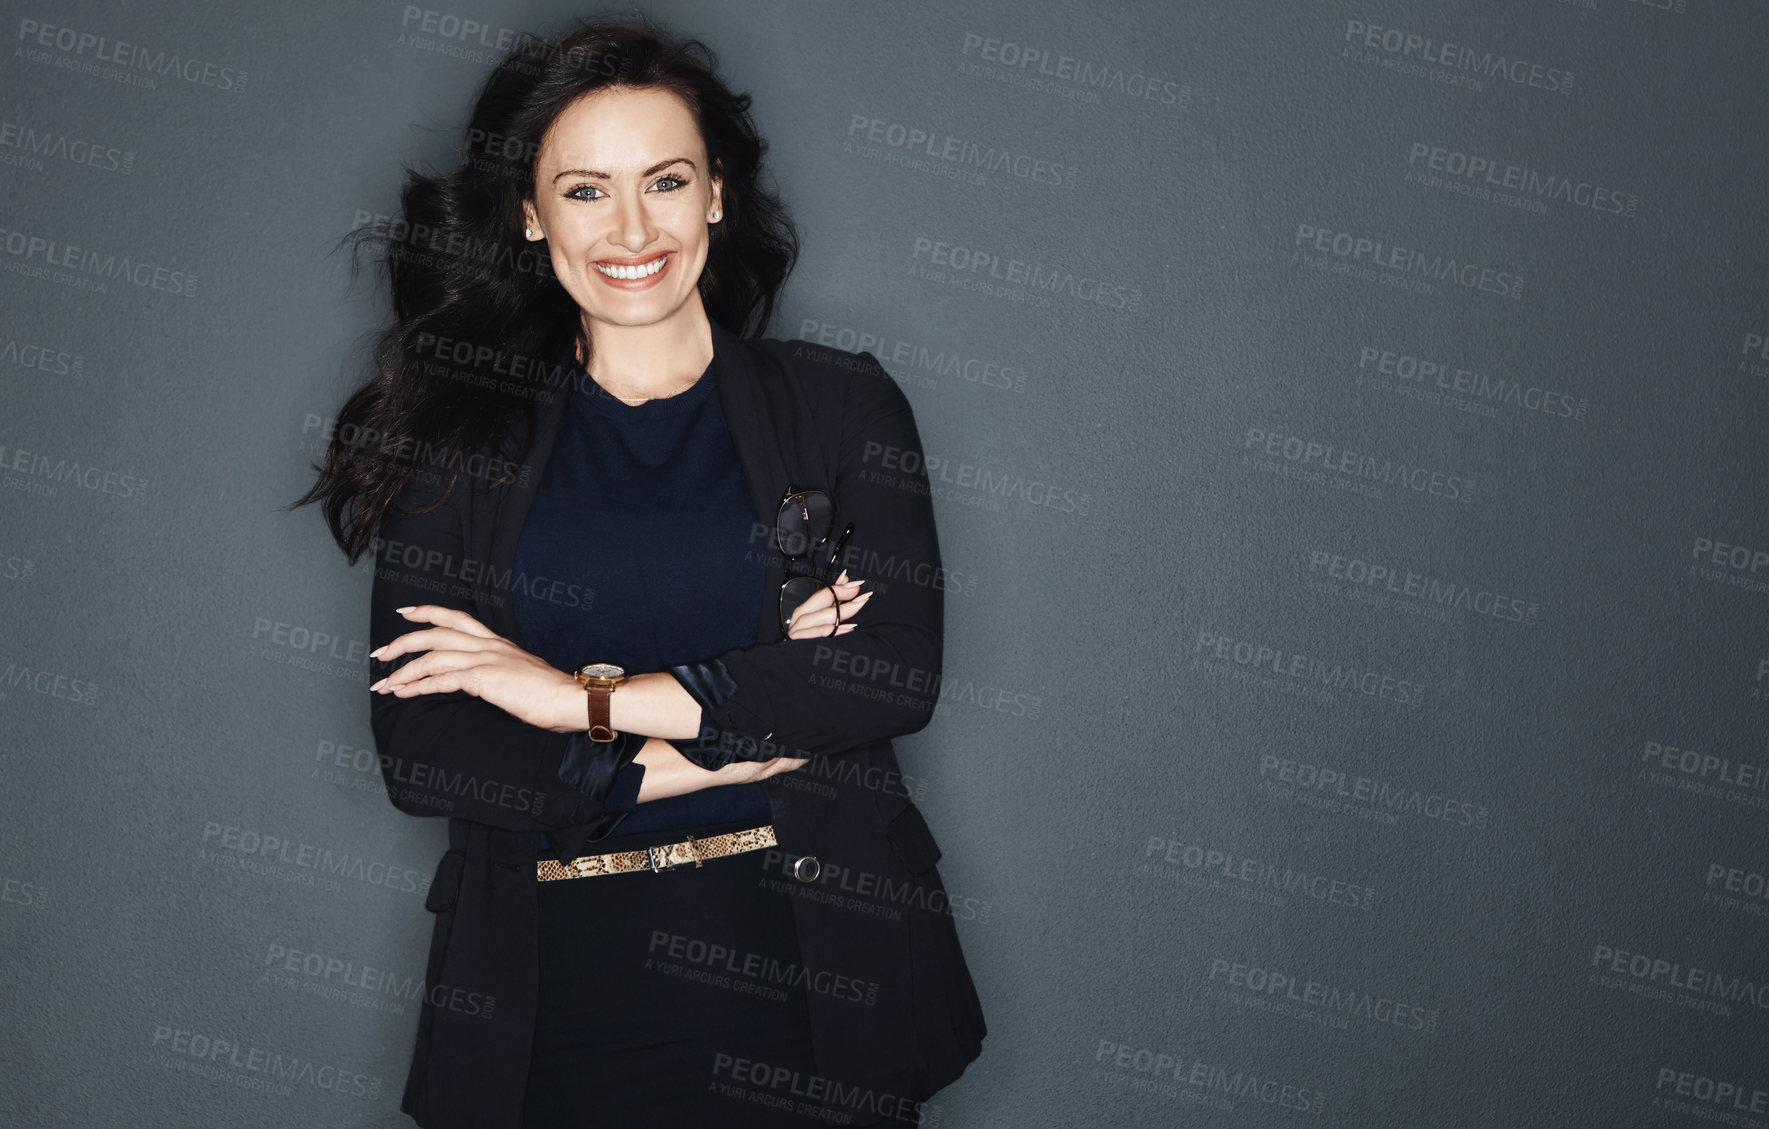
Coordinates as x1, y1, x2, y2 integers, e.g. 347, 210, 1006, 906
646, 835, 701, 874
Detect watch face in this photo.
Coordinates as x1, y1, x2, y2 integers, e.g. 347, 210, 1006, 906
577, 663, 625, 679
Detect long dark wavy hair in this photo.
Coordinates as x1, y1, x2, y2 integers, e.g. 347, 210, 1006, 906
289, 11, 798, 563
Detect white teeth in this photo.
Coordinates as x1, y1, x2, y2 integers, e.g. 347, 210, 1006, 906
595, 254, 668, 280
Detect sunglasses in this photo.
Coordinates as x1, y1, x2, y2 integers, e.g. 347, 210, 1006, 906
774, 485, 854, 638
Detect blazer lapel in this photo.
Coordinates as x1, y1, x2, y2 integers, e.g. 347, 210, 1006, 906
476, 359, 572, 648
710, 317, 794, 647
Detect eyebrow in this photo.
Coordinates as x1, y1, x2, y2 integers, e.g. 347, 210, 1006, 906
553, 157, 696, 183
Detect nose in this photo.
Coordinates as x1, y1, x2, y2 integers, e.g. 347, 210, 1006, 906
608, 188, 654, 253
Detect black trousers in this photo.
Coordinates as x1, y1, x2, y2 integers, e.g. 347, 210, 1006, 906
522, 817, 876, 1129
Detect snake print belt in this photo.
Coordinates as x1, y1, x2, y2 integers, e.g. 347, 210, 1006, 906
536, 824, 779, 881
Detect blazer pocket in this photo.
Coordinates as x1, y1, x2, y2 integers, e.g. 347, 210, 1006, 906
425, 848, 466, 914
884, 803, 943, 875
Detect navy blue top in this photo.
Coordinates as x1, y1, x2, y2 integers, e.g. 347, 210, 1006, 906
512, 348, 772, 854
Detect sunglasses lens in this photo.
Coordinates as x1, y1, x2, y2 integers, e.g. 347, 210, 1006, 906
780, 577, 831, 635
776, 491, 834, 558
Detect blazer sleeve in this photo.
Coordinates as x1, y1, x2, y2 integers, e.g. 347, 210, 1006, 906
367, 472, 640, 831
665, 352, 944, 766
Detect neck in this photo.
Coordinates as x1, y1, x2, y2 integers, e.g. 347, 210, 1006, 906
579, 301, 715, 398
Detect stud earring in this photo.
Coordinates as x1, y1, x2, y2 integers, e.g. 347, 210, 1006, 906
525, 227, 533, 238
711, 209, 720, 221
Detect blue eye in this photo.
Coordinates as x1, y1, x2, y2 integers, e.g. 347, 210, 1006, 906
565, 175, 689, 201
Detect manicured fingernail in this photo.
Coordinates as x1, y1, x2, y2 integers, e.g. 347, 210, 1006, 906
369, 646, 385, 659
396, 606, 415, 614
370, 679, 386, 691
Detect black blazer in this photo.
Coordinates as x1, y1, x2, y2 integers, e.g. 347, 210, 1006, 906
367, 317, 986, 1129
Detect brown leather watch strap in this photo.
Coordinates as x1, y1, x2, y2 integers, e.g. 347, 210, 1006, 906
586, 683, 616, 742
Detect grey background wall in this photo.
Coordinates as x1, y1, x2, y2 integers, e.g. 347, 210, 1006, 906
4, 0, 1766, 1125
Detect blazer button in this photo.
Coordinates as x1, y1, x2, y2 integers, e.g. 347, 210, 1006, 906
792, 855, 820, 882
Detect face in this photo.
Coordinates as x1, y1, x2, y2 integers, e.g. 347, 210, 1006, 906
522, 86, 722, 336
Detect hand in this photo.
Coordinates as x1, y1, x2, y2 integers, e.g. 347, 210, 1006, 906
368, 605, 582, 731
786, 569, 872, 639
630, 738, 810, 803
707, 754, 810, 784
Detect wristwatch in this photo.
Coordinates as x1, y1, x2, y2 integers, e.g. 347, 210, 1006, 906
573, 662, 627, 742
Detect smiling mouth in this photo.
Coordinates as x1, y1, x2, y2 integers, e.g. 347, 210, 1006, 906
594, 253, 670, 280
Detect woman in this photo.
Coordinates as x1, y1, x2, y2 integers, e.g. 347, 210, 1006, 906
294, 14, 984, 1129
